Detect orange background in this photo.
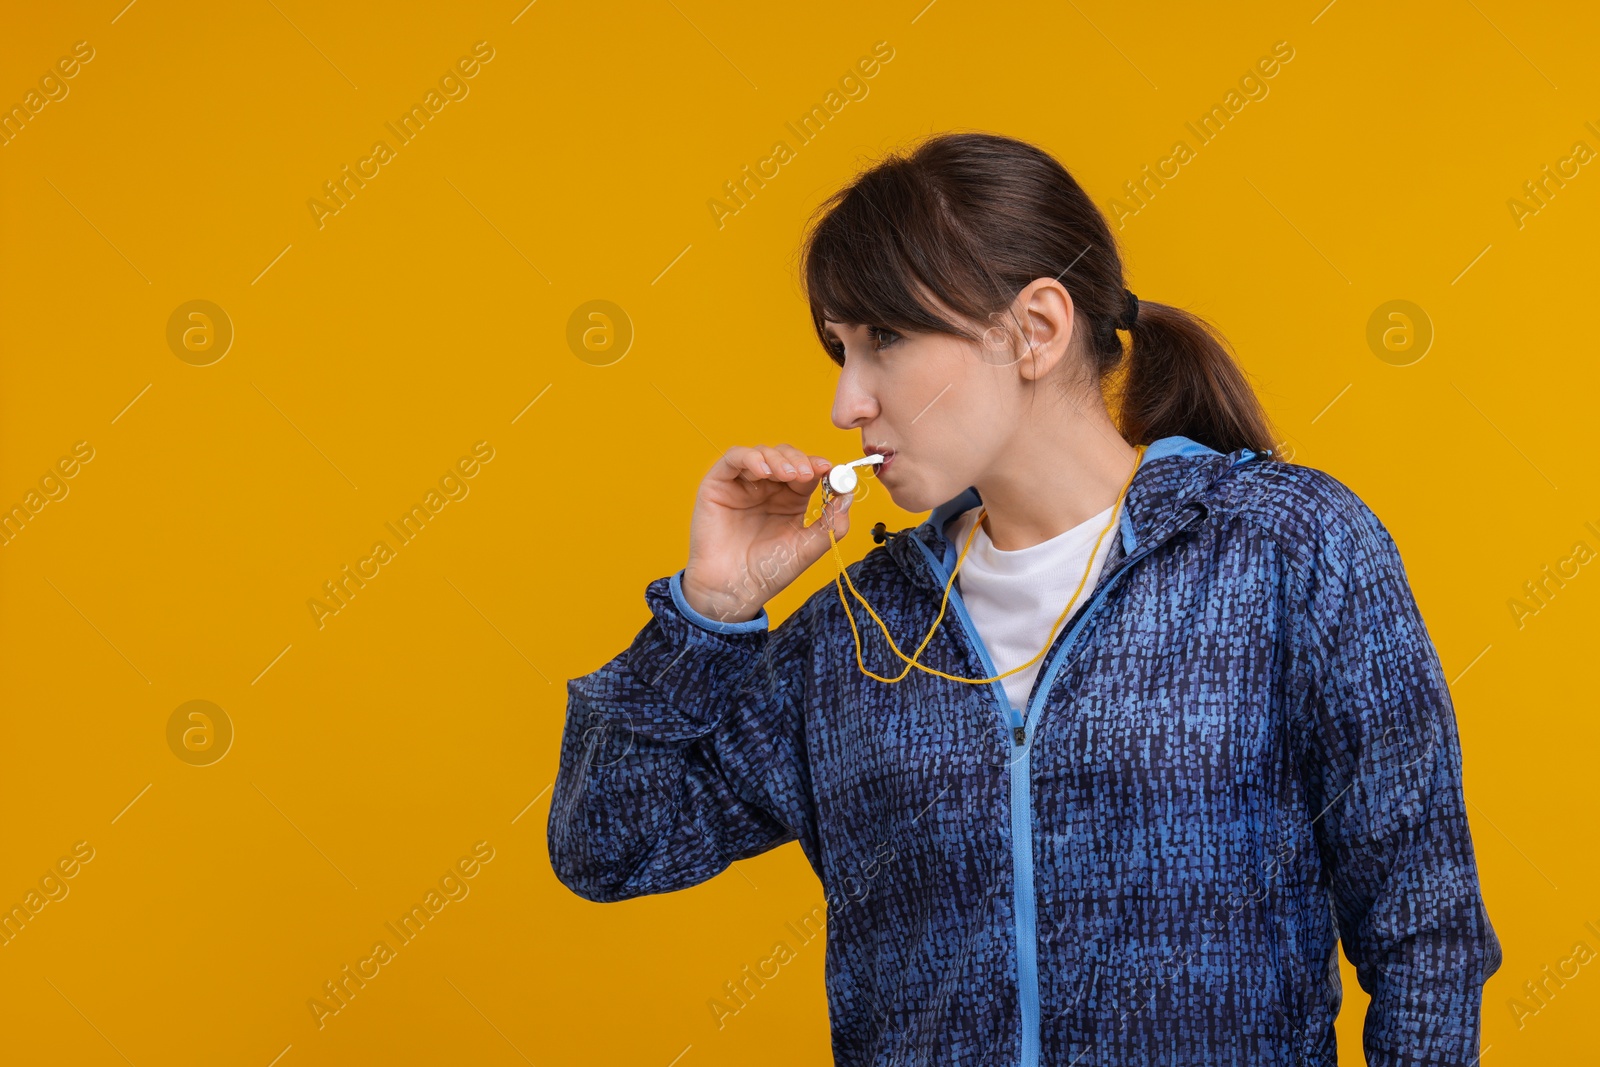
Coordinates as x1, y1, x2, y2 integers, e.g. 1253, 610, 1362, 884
2, 1, 1596, 1064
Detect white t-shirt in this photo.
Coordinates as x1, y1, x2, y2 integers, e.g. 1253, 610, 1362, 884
943, 501, 1121, 714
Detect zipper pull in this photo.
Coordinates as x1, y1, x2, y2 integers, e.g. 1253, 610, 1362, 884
1013, 725, 1026, 746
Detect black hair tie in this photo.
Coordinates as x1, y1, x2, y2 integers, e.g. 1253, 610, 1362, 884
1118, 288, 1139, 331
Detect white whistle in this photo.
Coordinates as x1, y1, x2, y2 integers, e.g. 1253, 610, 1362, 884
824, 454, 884, 496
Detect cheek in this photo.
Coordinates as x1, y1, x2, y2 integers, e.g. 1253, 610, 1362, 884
888, 357, 961, 437
929, 365, 1000, 430
926, 388, 1013, 477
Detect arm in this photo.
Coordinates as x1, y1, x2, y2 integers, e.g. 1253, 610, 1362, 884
547, 568, 819, 903
1290, 486, 1502, 1066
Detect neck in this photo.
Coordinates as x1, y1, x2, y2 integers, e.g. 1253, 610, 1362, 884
955, 394, 1140, 552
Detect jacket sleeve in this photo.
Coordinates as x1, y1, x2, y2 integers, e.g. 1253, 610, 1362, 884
547, 567, 819, 903
1289, 484, 1502, 1066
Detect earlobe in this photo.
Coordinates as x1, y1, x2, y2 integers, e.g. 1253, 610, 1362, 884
1013, 309, 1051, 379
1018, 324, 1072, 382
1018, 334, 1049, 380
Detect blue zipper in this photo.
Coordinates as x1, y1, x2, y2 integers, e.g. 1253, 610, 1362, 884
908, 507, 1200, 1066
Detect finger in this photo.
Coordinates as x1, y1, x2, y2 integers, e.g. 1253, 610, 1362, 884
774, 443, 814, 481
745, 446, 777, 481
761, 444, 803, 481
803, 454, 833, 493
777, 449, 833, 497
825, 492, 853, 539
755, 445, 804, 483
805, 490, 852, 538
713, 445, 774, 483
790, 445, 839, 495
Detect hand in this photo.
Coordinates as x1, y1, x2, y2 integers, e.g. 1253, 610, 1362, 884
681, 443, 855, 624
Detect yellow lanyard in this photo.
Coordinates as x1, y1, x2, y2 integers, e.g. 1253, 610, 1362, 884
818, 445, 1146, 685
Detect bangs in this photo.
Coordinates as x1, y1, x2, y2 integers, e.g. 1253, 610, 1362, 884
801, 164, 999, 365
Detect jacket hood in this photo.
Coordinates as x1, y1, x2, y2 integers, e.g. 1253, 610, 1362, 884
883, 435, 1268, 592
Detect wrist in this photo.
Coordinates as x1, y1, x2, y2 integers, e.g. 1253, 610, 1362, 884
679, 569, 765, 627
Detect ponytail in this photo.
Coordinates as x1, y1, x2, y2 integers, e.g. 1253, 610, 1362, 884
1114, 299, 1278, 456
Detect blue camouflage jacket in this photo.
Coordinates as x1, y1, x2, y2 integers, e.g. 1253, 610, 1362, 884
548, 435, 1501, 1066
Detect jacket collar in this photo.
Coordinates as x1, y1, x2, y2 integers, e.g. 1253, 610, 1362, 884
885, 435, 1260, 590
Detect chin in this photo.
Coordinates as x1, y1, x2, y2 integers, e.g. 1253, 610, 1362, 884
879, 480, 943, 515
871, 461, 962, 515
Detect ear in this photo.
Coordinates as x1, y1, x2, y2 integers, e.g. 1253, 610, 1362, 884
1012, 278, 1076, 382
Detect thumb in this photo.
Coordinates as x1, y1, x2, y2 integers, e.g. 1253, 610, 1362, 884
802, 492, 853, 555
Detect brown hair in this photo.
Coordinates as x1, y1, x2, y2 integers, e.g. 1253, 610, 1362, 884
799, 131, 1277, 456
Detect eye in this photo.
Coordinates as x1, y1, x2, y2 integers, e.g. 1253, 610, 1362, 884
824, 327, 899, 367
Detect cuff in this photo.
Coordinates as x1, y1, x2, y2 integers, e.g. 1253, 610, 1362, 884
610, 573, 770, 741
669, 568, 770, 633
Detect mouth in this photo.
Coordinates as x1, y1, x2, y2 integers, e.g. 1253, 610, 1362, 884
863, 444, 896, 473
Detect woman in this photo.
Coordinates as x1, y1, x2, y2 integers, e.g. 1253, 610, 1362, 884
548, 131, 1500, 1066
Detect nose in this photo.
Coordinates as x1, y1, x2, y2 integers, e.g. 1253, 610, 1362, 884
831, 361, 879, 430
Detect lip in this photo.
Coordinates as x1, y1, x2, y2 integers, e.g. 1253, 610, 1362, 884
863, 444, 896, 473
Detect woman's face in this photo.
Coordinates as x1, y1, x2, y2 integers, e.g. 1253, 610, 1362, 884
825, 318, 1024, 514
